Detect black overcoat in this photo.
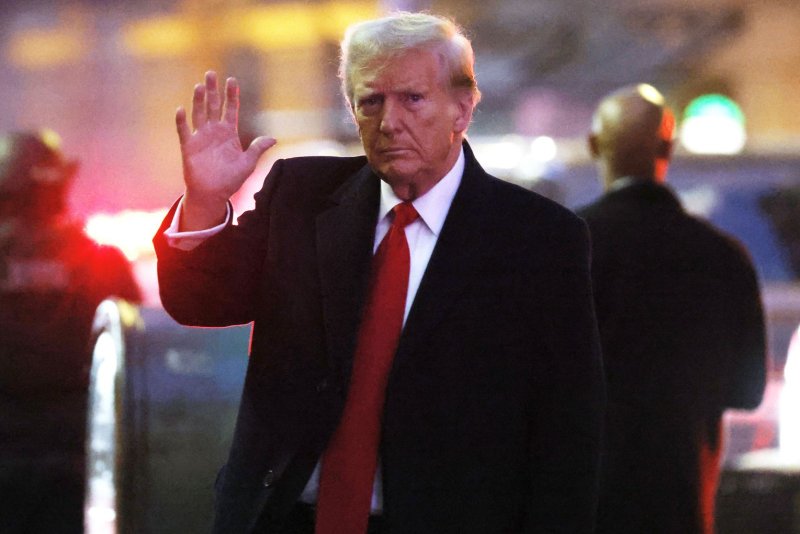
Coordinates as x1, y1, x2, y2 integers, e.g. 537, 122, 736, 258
578, 179, 766, 534
154, 143, 606, 533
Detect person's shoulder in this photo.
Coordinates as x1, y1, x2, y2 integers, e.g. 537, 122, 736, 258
486, 175, 587, 234
278, 154, 368, 179
574, 196, 604, 220
488, 175, 574, 216
686, 213, 755, 266
265, 154, 367, 198
575, 194, 633, 236
577, 180, 682, 227
466, 141, 577, 221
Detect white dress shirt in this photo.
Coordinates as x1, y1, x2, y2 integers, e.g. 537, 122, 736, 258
164, 147, 465, 513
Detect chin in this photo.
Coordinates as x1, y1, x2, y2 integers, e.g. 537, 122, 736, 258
377, 162, 413, 182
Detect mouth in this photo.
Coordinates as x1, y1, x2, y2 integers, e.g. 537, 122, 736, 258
378, 147, 410, 156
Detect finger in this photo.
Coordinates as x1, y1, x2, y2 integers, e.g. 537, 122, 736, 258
176, 106, 191, 146
191, 83, 206, 130
244, 136, 277, 167
223, 77, 239, 127
205, 71, 222, 122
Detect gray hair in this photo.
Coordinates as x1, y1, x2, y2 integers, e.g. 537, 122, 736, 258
339, 12, 481, 109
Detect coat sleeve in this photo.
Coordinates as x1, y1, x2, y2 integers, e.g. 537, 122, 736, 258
152, 159, 285, 327
526, 215, 606, 533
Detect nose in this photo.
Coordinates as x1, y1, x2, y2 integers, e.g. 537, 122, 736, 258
379, 98, 402, 135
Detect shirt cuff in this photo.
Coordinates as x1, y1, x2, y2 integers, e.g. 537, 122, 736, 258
163, 197, 231, 251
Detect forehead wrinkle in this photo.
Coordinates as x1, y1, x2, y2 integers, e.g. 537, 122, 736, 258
355, 71, 432, 98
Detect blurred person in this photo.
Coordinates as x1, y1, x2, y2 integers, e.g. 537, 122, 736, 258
577, 84, 767, 534
0, 129, 141, 533
154, 12, 605, 534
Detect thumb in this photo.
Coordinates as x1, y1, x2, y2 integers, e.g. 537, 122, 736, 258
244, 136, 277, 166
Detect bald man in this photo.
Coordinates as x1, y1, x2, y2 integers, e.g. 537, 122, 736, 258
577, 85, 766, 534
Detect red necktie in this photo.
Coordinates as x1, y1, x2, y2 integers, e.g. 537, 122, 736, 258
315, 202, 419, 534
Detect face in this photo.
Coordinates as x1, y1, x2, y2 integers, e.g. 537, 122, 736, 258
351, 48, 473, 200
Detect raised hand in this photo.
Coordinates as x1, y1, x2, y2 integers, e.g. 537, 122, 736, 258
175, 71, 276, 231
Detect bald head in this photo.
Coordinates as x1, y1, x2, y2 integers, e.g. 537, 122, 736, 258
589, 84, 674, 189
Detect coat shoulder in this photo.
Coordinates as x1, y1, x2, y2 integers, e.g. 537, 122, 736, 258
271, 154, 368, 195
685, 213, 756, 267
488, 176, 588, 242
281, 154, 368, 174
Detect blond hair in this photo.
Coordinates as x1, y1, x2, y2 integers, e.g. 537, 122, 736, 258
339, 12, 481, 108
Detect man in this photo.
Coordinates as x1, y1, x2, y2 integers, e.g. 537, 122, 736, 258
155, 12, 604, 534
577, 85, 766, 534
0, 129, 141, 533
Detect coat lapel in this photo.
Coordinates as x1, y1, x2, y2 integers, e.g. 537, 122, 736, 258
394, 142, 494, 365
316, 165, 380, 388
315, 144, 495, 387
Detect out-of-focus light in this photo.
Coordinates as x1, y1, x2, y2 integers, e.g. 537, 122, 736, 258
85, 209, 167, 261
225, 6, 321, 48
470, 135, 560, 182
780, 325, 800, 460
85, 505, 116, 534
680, 116, 746, 155
684, 94, 745, 123
678, 185, 720, 218
680, 94, 746, 155
231, 2, 377, 47
637, 84, 665, 106
123, 2, 376, 57
7, 28, 88, 69
319, 2, 379, 38
530, 136, 557, 163
474, 136, 525, 171
122, 17, 196, 58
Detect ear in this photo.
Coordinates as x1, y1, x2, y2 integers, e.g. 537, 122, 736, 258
656, 138, 673, 160
451, 90, 475, 134
588, 134, 600, 159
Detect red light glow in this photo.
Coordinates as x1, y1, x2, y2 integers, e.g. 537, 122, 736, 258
85, 209, 167, 261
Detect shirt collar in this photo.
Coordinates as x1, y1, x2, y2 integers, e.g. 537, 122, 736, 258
378, 146, 464, 236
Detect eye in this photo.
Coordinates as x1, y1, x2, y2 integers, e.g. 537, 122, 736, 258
358, 94, 383, 113
407, 93, 424, 103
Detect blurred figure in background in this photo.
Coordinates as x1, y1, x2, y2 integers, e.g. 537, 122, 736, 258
0, 130, 140, 533
578, 84, 767, 534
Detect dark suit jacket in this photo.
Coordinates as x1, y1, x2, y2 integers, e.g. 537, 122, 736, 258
154, 143, 605, 533
577, 178, 766, 534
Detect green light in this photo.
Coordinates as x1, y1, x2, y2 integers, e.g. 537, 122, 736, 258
680, 94, 747, 154
683, 94, 745, 125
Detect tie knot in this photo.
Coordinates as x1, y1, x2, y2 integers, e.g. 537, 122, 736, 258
391, 202, 419, 229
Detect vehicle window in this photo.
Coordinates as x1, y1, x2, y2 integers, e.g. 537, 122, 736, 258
678, 186, 795, 283
759, 186, 800, 280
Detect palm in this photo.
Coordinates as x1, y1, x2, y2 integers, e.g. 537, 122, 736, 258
176, 71, 275, 209
182, 121, 253, 200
